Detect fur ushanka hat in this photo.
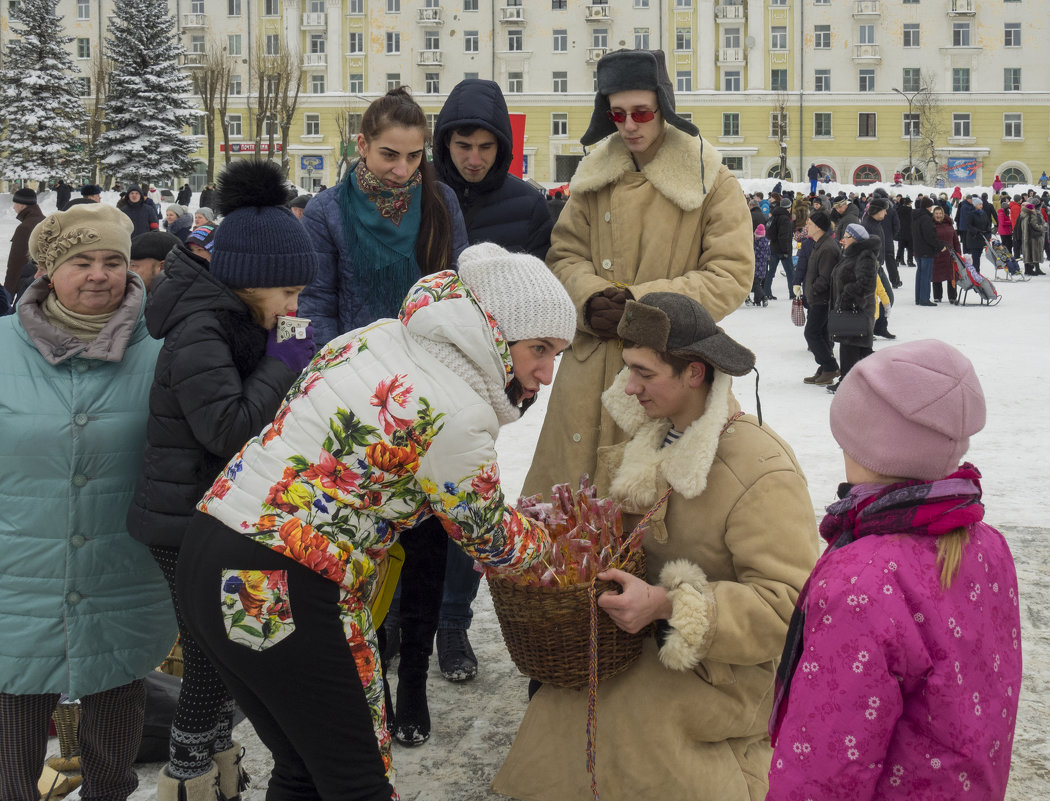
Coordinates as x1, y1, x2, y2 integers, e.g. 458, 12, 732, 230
580, 49, 699, 147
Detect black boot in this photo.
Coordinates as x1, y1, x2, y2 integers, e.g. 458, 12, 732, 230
393, 651, 431, 746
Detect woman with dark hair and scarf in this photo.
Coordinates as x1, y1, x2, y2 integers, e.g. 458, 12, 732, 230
767, 340, 1020, 801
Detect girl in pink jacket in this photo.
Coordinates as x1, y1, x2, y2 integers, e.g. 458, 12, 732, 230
767, 340, 1021, 801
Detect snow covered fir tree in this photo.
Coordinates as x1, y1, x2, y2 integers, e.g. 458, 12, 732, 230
0, 0, 86, 184
95, 0, 198, 186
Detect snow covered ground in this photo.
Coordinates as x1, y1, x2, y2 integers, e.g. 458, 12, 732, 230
4, 179, 1048, 799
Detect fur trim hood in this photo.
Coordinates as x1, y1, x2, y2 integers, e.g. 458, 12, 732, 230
570, 126, 724, 213
600, 368, 734, 505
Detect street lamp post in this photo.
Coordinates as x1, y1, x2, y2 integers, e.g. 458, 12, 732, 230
892, 87, 919, 184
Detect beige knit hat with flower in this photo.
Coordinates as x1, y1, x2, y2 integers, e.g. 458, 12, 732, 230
29, 203, 134, 277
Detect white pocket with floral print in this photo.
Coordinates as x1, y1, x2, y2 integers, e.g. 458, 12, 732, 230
221, 569, 296, 651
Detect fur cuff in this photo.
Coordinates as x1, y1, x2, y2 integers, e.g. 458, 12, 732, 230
657, 559, 715, 672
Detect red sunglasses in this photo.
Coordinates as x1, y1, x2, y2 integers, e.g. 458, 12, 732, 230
606, 109, 657, 124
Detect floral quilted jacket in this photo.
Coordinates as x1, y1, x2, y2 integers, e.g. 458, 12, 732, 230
198, 270, 549, 606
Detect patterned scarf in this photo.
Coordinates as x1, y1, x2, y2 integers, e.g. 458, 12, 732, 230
769, 463, 986, 740
338, 160, 424, 321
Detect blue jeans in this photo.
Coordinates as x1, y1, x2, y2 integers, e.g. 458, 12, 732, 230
916, 256, 934, 304
439, 540, 481, 630
763, 252, 795, 298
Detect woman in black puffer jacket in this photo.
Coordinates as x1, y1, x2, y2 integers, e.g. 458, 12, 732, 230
127, 160, 318, 801
827, 223, 880, 393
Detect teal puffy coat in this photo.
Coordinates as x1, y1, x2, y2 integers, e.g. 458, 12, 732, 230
0, 276, 176, 698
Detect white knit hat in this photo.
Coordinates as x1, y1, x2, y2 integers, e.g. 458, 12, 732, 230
457, 243, 577, 344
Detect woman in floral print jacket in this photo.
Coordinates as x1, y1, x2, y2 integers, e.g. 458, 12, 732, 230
767, 340, 1021, 801
175, 244, 577, 801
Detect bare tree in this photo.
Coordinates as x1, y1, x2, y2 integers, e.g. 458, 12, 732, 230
193, 40, 233, 184
334, 107, 363, 180
247, 43, 301, 174
912, 71, 944, 185
773, 91, 790, 180
85, 55, 112, 185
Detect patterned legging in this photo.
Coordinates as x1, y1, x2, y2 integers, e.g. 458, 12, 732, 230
0, 682, 144, 801
150, 545, 236, 779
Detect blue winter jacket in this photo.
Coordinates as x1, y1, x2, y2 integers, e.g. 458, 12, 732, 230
0, 275, 176, 698
299, 173, 468, 346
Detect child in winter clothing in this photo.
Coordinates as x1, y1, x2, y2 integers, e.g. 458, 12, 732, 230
127, 159, 318, 801
750, 223, 771, 306
768, 339, 1021, 801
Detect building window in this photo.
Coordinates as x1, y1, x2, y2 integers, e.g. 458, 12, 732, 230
191, 35, 205, 53
902, 0, 918, 3
348, 0, 362, 12
263, 116, 279, 137
676, 0, 691, 6
675, 28, 691, 51
76, 38, 90, 58
464, 0, 477, 9
265, 34, 280, 55
263, 0, 278, 14
552, 0, 567, 8
902, 68, 921, 93
386, 73, 401, 90
814, 0, 829, 4
189, 115, 205, 136
952, 68, 970, 92
551, 112, 568, 137
348, 32, 363, 53
386, 32, 400, 53
226, 35, 242, 56
464, 72, 478, 80
770, 112, 788, 139
635, 28, 650, 49
769, 0, 786, 5
903, 24, 919, 48
953, 113, 971, 138
229, 74, 242, 95
676, 70, 692, 92
814, 26, 830, 49
814, 112, 832, 137
858, 112, 877, 138
1004, 113, 1022, 139
771, 69, 787, 91
76, 0, 89, 19
635, 0, 650, 6
425, 72, 440, 93
859, 25, 875, 45
387, 0, 400, 11
265, 75, 279, 95
228, 0, 241, 16
226, 114, 242, 137
722, 112, 739, 137
311, 74, 325, 93
553, 29, 567, 52
723, 156, 744, 171
592, 28, 608, 48
553, 71, 567, 92
309, 34, 325, 54
770, 26, 787, 50
814, 69, 830, 92
305, 114, 320, 136
952, 22, 970, 47
859, 69, 875, 92
464, 31, 478, 52
425, 30, 440, 50
724, 27, 740, 48
348, 73, 363, 92
508, 71, 523, 92
904, 113, 920, 138
723, 70, 740, 92
1004, 68, 1021, 91
1004, 23, 1021, 47
508, 29, 523, 51
191, 0, 204, 11
77, 76, 91, 96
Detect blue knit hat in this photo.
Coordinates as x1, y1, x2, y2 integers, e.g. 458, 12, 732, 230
209, 160, 317, 289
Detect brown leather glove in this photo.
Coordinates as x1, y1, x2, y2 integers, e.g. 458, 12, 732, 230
584, 286, 631, 339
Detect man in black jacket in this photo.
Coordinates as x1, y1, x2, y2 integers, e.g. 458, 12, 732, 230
763, 196, 795, 300
800, 211, 840, 386
911, 197, 947, 306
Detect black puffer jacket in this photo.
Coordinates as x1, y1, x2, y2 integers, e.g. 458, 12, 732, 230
805, 231, 841, 307
433, 79, 553, 259
766, 206, 794, 255
127, 246, 298, 547
830, 236, 880, 348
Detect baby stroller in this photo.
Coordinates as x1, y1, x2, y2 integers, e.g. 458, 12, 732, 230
950, 251, 1001, 306
983, 235, 1027, 281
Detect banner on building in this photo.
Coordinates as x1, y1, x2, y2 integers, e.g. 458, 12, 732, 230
220, 143, 284, 153
946, 157, 979, 183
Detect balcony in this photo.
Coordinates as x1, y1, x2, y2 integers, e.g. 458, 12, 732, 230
417, 49, 443, 66
586, 47, 609, 63
717, 48, 746, 64
853, 0, 880, 15
303, 52, 327, 67
585, 4, 610, 20
302, 12, 326, 27
948, 0, 975, 13
852, 43, 881, 60
181, 13, 206, 28
417, 7, 444, 24
499, 6, 525, 23
715, 3, 745, 21
181, 52, 206, 68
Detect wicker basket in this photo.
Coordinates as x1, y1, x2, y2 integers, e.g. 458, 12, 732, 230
487, 549, 647, 690
159, 636, 184, 677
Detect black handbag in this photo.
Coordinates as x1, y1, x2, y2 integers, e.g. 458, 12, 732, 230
827, 307, 869, 341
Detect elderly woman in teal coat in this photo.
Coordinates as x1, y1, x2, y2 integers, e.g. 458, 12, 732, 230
0, 203, 175, 801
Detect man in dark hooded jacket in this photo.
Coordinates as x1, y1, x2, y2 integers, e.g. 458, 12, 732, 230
423, 78, 554, 683
433, 78, 553, 261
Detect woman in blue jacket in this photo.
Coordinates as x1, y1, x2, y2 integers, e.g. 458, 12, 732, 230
0, 203, 175, 801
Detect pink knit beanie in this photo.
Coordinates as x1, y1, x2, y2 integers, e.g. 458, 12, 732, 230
830, 340, 986, 481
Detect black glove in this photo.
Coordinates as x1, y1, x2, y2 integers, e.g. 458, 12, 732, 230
585, 286, 630, 339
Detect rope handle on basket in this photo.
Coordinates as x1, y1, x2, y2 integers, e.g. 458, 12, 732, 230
585, 411, 742, 799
